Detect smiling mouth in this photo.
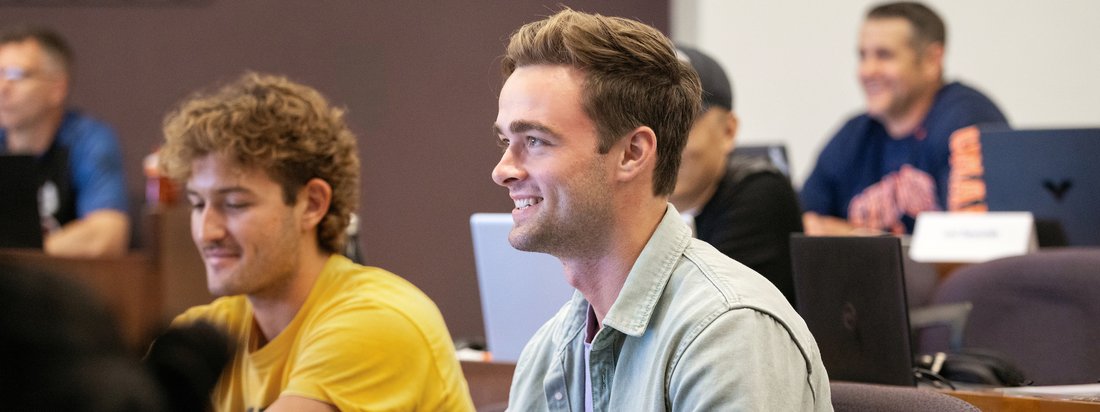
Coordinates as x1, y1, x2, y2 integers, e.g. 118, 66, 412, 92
203, 254, 238, 267
514, 197, 542, 209
863, 80, 887, 93
201, 246, 241, 262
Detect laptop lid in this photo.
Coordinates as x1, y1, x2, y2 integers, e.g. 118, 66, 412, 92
791, 235, 915, 386
981, 128, 1100, 246
470, 213, 574, 362
0, 155, 44, 249
730, 143, 791, 179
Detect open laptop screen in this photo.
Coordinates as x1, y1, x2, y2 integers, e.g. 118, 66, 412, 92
470, 213, 574, 362
791, 235, 915, 386
981, 128, 1100, 246
0, 155, 44, 249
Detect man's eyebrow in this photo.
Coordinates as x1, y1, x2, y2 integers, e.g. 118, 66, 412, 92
492, 120, 560, 138
186, 186, 253, 197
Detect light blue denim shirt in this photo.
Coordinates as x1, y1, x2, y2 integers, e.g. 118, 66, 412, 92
507, 205, 832, 411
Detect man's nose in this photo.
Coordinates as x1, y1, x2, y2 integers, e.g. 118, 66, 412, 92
193, 206, 226, 243
492, 147, 526, 187
858, 57, 879, 79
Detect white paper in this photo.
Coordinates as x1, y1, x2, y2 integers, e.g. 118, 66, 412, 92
909, 212, 1037, 263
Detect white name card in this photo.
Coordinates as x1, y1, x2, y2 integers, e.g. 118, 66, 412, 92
909, 212, 1037, 263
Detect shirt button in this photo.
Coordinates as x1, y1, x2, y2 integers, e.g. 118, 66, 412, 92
554, 392, 564, 400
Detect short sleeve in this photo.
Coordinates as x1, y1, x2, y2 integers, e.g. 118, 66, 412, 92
801, 119, 861, 217
64, 118, 128, 216
283, 304, 435, 412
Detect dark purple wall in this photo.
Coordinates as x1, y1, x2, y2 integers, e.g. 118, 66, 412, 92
0, 1, 669, 341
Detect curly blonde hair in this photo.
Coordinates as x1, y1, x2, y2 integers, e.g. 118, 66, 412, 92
159, 72, 359, 254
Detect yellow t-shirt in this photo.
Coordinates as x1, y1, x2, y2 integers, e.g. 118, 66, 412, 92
173, 255, 474, 411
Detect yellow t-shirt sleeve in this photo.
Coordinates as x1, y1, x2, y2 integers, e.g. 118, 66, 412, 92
169, 297, 246, 336
282, 303, 436, 411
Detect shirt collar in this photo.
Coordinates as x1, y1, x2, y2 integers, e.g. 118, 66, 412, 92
600, 204, 692, 337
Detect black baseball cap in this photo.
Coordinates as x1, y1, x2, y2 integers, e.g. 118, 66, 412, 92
676, 46, 733, 111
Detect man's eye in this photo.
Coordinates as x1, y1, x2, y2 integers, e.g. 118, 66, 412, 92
526, 136, 543, 146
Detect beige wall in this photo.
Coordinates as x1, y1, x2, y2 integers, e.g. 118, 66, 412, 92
0, 1, 670, 341
674, 0, 1100, 187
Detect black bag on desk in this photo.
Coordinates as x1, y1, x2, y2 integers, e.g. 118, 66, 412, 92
916, 349, 1029, 387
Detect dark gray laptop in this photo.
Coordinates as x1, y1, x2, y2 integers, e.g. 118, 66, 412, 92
981, 128, 1100, 246
729, 143, 791, 179
791, 235, 915, 386
0, 155, 43, 249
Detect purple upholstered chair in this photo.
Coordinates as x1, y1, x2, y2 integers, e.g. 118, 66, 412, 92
830, 381, 979, 412
918, 248, 1100, 385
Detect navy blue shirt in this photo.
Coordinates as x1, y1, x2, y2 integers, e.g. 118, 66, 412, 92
800, 82, 1008, 232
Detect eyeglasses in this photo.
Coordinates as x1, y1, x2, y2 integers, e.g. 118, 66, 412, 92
0, 67, 35, 82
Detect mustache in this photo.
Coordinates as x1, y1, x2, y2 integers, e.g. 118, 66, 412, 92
198, 241, 241, 255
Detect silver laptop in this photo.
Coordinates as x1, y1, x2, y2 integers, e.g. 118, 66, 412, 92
470, 213, 574, 362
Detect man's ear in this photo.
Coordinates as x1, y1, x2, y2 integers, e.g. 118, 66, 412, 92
299, 178, 333, 231
47, 75, 69, 108
616, 126, 657, 183
720, 110, 739, 156
920, 42, 945, 78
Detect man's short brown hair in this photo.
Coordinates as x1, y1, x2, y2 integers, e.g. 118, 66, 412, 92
501, 8, 702, 196
159, 72, 360, 254
867, 1, 946, 51
0, 25, 74, 76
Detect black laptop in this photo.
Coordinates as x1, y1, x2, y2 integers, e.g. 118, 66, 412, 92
0, 155, 44, 249
981, 128, 1100, 246
791, 235, 915, 386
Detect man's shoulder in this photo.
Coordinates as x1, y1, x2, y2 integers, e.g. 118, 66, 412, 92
832, 112, 878, 139
307, 258, 450, 338
278, 259, 473, 412
914, 82, 1007, 148
725, 155, 783, 185
654, 244, 826, 400
700, 158, 796, 229
60, 109, 114, 133
673, 243, 820, 352
929, 82, 1007, 125
676, 241, 794, 314
54, 110, 121, 150
938, 81, 997, 103
319, 259, 438, 313
172, 295, 250, 331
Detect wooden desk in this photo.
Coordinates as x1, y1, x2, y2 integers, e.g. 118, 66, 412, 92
461, 361, 515, 412
0, 249, 159, 349
946, 390, 1100, 411
933, 262, 969, 282
0, 204, 220, 351
456, 365, 1100, 411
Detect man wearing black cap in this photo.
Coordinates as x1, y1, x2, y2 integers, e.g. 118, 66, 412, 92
672, 46, 803, 305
